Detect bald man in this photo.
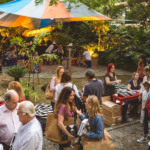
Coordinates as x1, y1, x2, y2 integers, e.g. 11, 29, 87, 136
0, 90, 20, 150
12, 101, 43, 150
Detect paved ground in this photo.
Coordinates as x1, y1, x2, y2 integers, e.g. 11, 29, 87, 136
26, 64, 133, 79
107, 121, 148, 150
40, 64, 132, 78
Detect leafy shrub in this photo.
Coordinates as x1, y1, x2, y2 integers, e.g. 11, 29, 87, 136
5, 65, 27, 81
20, 81, 39, 102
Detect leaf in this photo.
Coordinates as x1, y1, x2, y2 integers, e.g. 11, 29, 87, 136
5, 65, 27, 80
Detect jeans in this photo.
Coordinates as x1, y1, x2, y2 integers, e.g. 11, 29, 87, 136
144, 108, 149, 136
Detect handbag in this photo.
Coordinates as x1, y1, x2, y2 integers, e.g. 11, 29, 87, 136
45, 83, 54, 99
41, 83, 48, 92
81, 130, 115, 150
45, 113, 74, 144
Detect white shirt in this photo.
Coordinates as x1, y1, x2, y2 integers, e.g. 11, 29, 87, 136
140, 78, 150, 107
143, 76, 147, 83
0, 104, 20, 146
55, 82, 80, 101
45, 44, 54, 53
83, 51, 91, 60
12, 118, 43, 150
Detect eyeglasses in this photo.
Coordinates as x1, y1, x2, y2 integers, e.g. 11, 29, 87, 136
17, 112, 25, 115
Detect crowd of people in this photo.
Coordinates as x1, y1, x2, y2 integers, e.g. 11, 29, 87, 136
1, 54, 150, 150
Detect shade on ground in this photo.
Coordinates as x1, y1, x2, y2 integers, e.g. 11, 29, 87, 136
0, 0, 112, 29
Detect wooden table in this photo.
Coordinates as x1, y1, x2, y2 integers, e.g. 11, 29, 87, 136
113, 92, 140, 115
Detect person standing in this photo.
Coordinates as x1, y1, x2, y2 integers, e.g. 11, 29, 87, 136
54, 87, 76, 150
83, 69, 104, 105
45, 41, 55, 54
50, 66, 64, 110
76, 95, 104, 140
137, 82, 150, 143
0, 90, 20, 150
139, 66, 150, 126
104, 63, 121, 101
55, 70, 80, 101
12, 101, 43, 150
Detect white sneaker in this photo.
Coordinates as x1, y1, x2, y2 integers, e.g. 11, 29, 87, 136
137, 137, 147, 143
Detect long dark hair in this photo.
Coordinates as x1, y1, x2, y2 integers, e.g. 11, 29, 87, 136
54, 87, 75, 115
61, 70, 72, 83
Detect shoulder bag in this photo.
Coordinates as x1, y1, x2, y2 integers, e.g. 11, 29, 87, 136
60, 113, 78, 141
45, 79, 56, 99
45, 113, 74, 144
81, 130, 115, 150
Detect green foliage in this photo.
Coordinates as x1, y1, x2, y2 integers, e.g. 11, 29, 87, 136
98, 25, 150, 71
35, 0, 43, 5
40, 54, 58, 61
5, 65, 27, 81
53, 22, 97, 45
126, 0, 150, 27
0, 0, 13, 4
20, 81, 39, 102
10, 33, 53, 87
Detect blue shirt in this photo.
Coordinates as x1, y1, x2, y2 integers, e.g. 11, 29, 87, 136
80, 112, 104, 140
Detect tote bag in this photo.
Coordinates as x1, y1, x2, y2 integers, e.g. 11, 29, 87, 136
82, 130, 115, 150
45, 83, 54, 99
45, 113, 74, 144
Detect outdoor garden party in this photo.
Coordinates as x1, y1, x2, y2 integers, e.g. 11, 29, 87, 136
0, 0, 150, 150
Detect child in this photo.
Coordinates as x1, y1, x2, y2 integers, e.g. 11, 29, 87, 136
137, 82, 150, 143
139, 81, 150, 126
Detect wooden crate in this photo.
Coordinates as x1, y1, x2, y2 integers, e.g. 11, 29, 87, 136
102, 96, 111, 102
103, 114, 122, 123
103, 118, 121, 127
102, 101, 120, 112
102, 108, 121, 117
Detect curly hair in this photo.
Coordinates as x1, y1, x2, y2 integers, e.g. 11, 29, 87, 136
54, 87, 75, 115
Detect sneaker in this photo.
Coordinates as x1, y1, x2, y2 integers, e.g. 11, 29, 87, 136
148, 141, 150, 146
127, 118, 133, 122
137, 137, 147, 143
